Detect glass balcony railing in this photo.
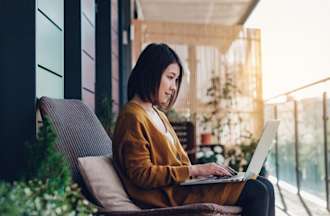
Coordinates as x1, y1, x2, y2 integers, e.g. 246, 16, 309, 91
264, 77, 330, 210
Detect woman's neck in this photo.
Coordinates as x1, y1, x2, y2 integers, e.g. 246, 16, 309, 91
131, 95, 153, 111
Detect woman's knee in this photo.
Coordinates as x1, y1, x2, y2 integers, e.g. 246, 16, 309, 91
237, 179, 270, 210
257, 176, 275, 196
244, 179, 270, 200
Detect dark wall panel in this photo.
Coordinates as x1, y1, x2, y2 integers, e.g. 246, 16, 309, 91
0, 0, 36, 180
95, 0, 113, 117
64, 0, 82, 100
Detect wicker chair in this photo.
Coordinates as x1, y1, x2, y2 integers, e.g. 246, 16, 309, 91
38, 96, 242, 216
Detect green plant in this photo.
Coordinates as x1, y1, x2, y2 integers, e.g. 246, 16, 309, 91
0, 180, 96, 215
166, 108, 190, 123
203, 68, 241, 144
199, 114, 212, 133
224, 132, 263, 173
196, 145, 225, 164
98, 97, 117, 138
24, 117, 71, 189
201, 68, 268, 174
0, 116, 97, 215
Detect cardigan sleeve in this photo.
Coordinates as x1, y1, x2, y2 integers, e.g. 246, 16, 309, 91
119, 114, 190, 189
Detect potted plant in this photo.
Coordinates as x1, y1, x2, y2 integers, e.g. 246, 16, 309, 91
224, 130, 268, 176
199, 113, 213, 144
98, 97, 117, 138
0, 117, 97, 215
196, 145, 225, 164
203, 68, 240, 145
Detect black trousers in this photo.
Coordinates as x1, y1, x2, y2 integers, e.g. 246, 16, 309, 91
236, 176, 275, 216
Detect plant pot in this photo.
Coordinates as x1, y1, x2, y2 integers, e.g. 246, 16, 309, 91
201, 133, 212, 144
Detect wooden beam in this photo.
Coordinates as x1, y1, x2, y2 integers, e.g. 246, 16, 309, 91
132, 20, 260, 53
238, 0, 260, 25
187, 46, 197, 113
132, 19, 142, 65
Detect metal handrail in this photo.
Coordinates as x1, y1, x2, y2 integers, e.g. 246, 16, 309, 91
264, 76, 330, 211
265, 77, 330, 102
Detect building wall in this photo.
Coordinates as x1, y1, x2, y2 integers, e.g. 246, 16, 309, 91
81, 0, 96, 111
111, 0, 120, 112
0, 0, 126, 180
35, 0, 119, 112
1, 0, 37, 180
36, 0, 64, 99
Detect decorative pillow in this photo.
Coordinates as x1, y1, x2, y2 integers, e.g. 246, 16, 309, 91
78, 156, 141, 211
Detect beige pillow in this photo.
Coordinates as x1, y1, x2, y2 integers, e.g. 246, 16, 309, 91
78, 156, 141, 211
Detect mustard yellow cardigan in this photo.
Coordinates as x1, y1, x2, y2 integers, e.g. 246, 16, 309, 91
112, 101, 244, 208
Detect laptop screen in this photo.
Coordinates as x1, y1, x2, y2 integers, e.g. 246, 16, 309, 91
244, 120, 280, 178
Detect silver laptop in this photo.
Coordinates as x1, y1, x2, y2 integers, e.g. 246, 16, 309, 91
180, 120, 280, 186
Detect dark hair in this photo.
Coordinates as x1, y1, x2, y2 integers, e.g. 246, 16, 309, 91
127, 43, 184, 110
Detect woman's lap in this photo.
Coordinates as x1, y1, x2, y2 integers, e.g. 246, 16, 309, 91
175, 176, 274, 209
236, 176, 275, 216
175, 181, 245, 205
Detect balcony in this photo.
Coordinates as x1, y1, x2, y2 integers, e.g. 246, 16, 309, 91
265, 78, 330, 215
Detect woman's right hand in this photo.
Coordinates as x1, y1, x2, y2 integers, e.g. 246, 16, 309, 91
188, 163, 232, 177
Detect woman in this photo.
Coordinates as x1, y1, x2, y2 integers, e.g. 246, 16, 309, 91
112, 43, 275, 216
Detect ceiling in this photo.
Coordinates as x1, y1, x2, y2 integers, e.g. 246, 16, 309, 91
135, 0, 259, 25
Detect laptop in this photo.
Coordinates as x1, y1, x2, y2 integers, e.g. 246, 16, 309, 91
180, 120, 280, 186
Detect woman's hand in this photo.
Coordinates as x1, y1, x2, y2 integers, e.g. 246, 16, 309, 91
188, 163, 232, 177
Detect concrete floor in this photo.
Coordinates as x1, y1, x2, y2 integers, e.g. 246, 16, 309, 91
274, 182, 330, 216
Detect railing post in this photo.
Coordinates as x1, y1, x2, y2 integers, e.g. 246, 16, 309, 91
323, 92, 330, 210
274, 104, 279, 183
294, 100, 301, 194
266, 78, 330, 210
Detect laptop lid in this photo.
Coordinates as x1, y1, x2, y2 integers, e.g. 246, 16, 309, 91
180, 120, 280, 186
244, 120, 280, 179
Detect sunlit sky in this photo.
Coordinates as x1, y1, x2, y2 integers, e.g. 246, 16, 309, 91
245, 0, 330, 99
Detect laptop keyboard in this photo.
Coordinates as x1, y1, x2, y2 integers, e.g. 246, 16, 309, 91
209, 174, 237, 180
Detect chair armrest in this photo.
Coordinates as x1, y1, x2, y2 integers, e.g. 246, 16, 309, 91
96, 203, 242, 216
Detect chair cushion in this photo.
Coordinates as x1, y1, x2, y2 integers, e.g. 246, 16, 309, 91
98, 203, 242, 216
39, 97, 113, 204
78, 155, 141, 211
38, 97, 113, 185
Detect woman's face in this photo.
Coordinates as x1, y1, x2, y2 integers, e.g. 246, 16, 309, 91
158, 63, 180, 106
